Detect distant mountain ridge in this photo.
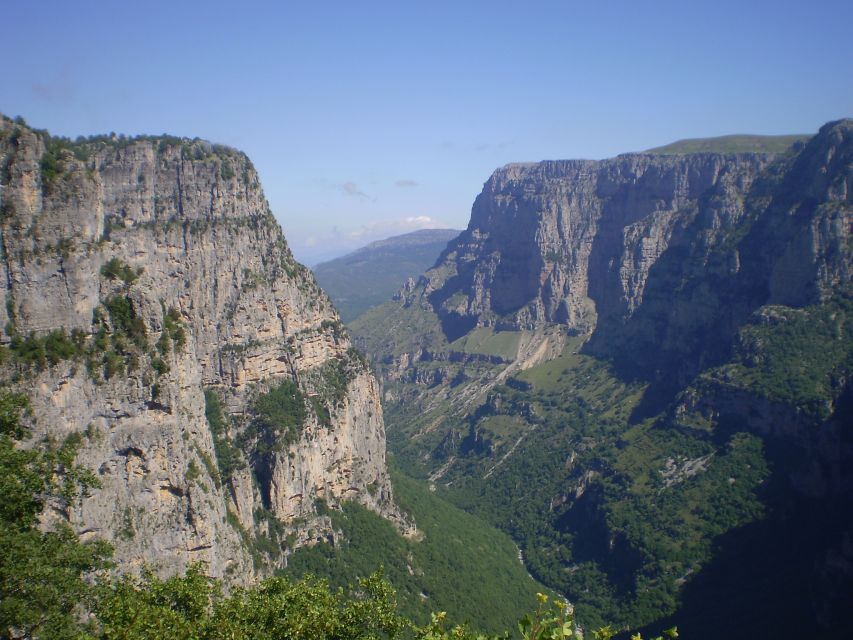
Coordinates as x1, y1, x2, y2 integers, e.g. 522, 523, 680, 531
313, 228, 461, 323
357, 228, 462, 251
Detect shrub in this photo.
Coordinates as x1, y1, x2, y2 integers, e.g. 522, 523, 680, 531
100, 258, 139, 285
151, 358, 169, 375
244, 379, 307, 453
203, 389, 244, 481
104, 296, 147, 349
162, 306, 186, 351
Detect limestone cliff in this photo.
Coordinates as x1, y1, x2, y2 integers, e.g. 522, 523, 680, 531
419, 153, 776, 336
407, 120, 850, 381
0, 115, 406, 580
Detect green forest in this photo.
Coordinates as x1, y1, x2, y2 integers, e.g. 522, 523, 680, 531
284, 467, 546, 634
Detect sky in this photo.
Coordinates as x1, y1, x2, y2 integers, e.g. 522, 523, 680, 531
3, 1, 852, 265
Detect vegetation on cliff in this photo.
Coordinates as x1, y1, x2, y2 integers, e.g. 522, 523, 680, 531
0, 391, 111, 639
285, 467, 547, 634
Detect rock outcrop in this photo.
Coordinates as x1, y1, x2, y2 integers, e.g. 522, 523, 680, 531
412, 120, 851, 380
419, 154, 776, 335
0, 116, 405, 580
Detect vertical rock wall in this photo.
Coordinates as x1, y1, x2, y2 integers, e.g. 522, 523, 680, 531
0, 116, 405, 580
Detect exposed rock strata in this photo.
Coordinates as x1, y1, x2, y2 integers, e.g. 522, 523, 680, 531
0, 117, 406, 580
409, 121, 850, 379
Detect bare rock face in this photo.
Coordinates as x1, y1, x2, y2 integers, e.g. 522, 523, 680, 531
416, 119, 852, 378
0, 116, 406, 580
420, 154, 773, 334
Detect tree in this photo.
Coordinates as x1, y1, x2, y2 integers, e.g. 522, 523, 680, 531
0, 391, 111, 639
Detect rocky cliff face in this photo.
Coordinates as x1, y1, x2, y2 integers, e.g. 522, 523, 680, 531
357, 121, 852, 452
0, 116, 406, 580
415, 120, 851, 380
420, 154, 774, 334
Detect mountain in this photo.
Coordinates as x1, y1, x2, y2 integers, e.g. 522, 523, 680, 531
0, 115, 408, 580
0, 116, 551, 634
351, 121, 853, 638
312, 228, 461, 323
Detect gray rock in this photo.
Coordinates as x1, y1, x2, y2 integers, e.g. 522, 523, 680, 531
414, 120, 851, 378
0, 116, 409, 581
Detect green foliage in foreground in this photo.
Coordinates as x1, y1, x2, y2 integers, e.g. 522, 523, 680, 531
92, 568, 407, 640
89, 566, 676, 640
0, 391, 111, 639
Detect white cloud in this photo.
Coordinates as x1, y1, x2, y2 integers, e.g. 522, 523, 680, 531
345, 215, 447, 240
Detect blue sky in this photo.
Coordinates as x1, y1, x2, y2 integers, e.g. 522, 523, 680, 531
3, 1, 852, 264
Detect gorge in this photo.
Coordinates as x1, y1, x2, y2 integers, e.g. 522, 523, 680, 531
1, 112, 851, 639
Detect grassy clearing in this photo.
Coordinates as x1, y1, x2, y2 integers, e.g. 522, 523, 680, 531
645, 134, 810, 155
449, 328, 523, 360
